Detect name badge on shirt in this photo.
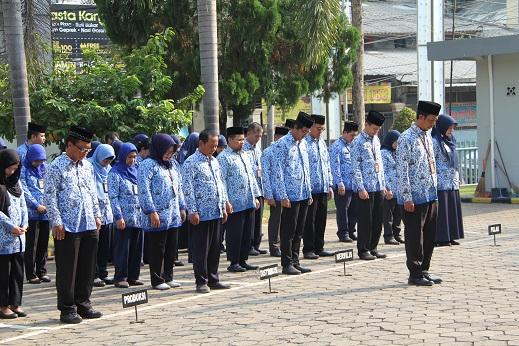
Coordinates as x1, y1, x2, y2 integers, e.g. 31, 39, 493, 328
257, 169, 262, 178
37, 179, 44, 189
103, 182, 108, 193
429, 160, 436, 175
132, 184, 139, 195
374, 163, 380, 173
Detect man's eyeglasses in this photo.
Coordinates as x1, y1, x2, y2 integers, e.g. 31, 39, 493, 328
73, 143, 92, 153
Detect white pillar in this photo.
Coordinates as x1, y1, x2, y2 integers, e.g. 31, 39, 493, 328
488, 55, 496, 189
417, 0, 432, 101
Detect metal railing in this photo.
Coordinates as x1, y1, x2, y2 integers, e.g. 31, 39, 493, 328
456, 146, 479, 185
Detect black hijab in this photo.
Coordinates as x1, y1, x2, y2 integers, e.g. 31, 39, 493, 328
0, 149, 22, 217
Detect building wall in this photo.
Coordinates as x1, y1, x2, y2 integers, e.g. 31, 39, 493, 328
477, 54, 519, 192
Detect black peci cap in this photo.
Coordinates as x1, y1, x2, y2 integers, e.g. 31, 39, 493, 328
417, 100, 441, 116
296, 111, 315, 128
69, 125, 95, 143
28, 122, 47, 133
343, 121, 359, 132
275, 126, 289, 136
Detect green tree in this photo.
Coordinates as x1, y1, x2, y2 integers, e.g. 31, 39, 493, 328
392, 107, 416, 133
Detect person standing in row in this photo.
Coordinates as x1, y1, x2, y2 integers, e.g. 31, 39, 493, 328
0, 150, 28, 319
351, 111, 387, 261
243, 122, 267, 256
432, 114, 464, 247
396, 101, 442, 286
138, 134, 186, 290
133, 134, 150, 167
88, 144, 116, 288
303, 114, 334, 259
19, 144, 50, 284
381, 130, 404, 245
109, 143, 143, 289
16, 122, 47, 162
273, 112, 314, 275
329, 121, 359, 243
44, 126, 102, 324
182, 130, 231, 293
218, 127, 261, 273
104, 132, 119, 146
261, 126, 289, 257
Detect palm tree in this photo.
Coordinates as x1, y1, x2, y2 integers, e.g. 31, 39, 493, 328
197, 0, 219, 133
2, 0, 31, 145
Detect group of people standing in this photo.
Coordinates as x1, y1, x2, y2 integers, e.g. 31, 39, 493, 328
0, 98, 465, 323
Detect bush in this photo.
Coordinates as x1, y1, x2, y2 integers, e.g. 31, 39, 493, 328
392, 107, 416, 133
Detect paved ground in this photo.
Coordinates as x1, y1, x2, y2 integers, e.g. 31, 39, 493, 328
1, 203, 519, 345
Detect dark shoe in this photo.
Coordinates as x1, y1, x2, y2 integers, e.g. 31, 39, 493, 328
338, 235, 353, 243
39, 275, 51, 283
450, 240, 460, 246
248, 248, 260, 256
349, 232, 358, 241
208, 282, 231, 290
436, 242, 451, 247
408, 277, 434, 286
256, 248, 268, 255
196, 284, 210, 293
11, 308, 27, 318
394, 235, 405, 244
78, 309, 102, 319
128, 280, 144, 286
384, 237, 400, 245
227, 263, 246, 273
359, 252, 376, 260
423, 272, 442, 284
0, 310, 17, 319
303, 252, 319, 260
114, 281, 130, 288
174, 260, 185, 266
370, 250, 387, 259
318, 250, 335, 257
293, 264, 311, 273
28, 277, 41, 284
60, 312, 82, 324
282, 265, 301, 275
270, 249, 281, 257
239, 262, 259, 271
102, 277, 114, 285
93, 278, 106, 287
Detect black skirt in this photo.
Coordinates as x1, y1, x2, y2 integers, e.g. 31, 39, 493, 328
436, 190, 464, 242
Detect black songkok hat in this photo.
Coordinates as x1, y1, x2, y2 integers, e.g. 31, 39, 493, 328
285, 119, 296, 129
343, 121, 359, 132
296, 111, 315, 128
226, 126, 246, 136
69, 125, 95, 143
366, 111, 385, 126
28, 122, 47, 133
417, 100, 441, 116
275, 126, 289, 136
311, 114, 326, 125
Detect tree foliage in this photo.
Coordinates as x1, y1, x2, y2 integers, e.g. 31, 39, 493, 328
0, 29, 203, 143
392, 106, 416, 133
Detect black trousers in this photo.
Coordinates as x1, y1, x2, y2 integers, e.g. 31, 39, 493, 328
303, 193, 328, 254
113, 227, 143, 282
251, 197, 264, 249
226, 208, 254, 264
280, 200, 309, 267
268, 201, 282, 253
191, 219, 221, 286
95, 224, 112, 279
55, 230, 98, 314
355, 191, 383, 254
24, 219, 49, 280
0, 252, 24, 307
383, 198, 402, 239
334, 189, 357, 238
403, 201, 438, 279
146, 228, 178, 287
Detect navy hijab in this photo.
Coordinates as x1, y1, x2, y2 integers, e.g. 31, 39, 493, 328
111, 142, 138, 184
381, 130, 400, 151
150, 134, 176, 169
177, 132, 199, 164
432, 114, 458, 168
0, 149, 22, 217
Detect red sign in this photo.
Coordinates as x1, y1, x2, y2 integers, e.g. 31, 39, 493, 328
445, 102, 477, 127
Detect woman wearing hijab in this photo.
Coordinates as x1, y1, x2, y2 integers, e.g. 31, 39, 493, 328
432, 114, 464, 246
137, 134, 186, 290
111, 139, 123, 165
0, 150, 28, 319
381, 130, 404, 245
19, 144, 50, 284
88, 144, 116, 287
177, 132, 199, 165
108, 143, 143, 288
86, 141, 101, 159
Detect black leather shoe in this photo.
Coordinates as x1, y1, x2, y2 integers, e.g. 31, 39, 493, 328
0, 310, 17, 319
39, 275, 51, 283
370, 250, 387, 259
394, 235, 405, 244
114, 281, 130, 288
78, 309, 102, 319
248, 248, 260, 256
318, 250, 335, 257
384, 237, 399, 245
128, 280, 144, 286
408, 277, 434, 286
102, 277, 114, 285
349, 233, 358, 241
423, 272, 442, 284
256, 248, 268, 255
293, 265, 311, 273
11, 309, 27, 318
450, 240, 460, 246
436, 242, 451, 247
282, 265, 301, 275
359, 252, 376, 260
303, 252, 319, 260
174, 260, 185, 266
60, 312, 82, 324
227, 263, 246, 272
338, 235, 353, 243
208, 282, 231, 289
239, 262, 259, 271
270, 249, 281, 257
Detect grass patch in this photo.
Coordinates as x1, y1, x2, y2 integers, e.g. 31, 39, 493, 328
459, 184, 477, 197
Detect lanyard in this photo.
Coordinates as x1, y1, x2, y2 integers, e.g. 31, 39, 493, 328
418, 132, 436, 174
